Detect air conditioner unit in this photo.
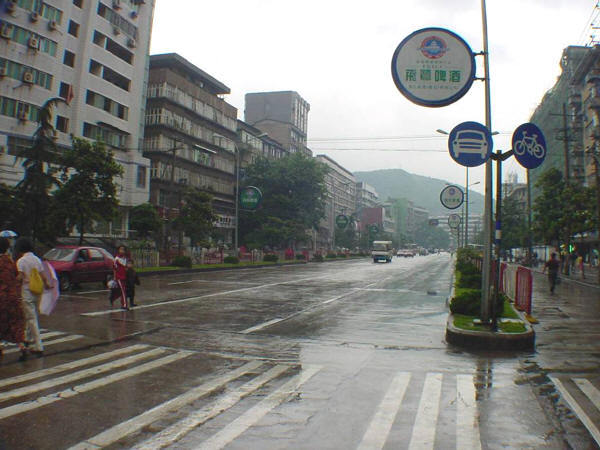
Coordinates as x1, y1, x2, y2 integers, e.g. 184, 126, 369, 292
27, 36, 39, 50
127, 38, 136, 48
22, 71, 34, 84
0, 67, 6, 77
30, 11, 39, 22
0, 23, 13, 39
130, 10, 138, 19
48, 20, 58, 31
17, 109, 27, 121
112, 26, 120, 35
112, 0, 121, 9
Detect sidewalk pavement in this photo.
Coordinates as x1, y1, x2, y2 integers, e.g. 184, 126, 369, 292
531, 264, 600, 288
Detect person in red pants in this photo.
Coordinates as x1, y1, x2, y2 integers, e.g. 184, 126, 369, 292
111, 245, 128, 310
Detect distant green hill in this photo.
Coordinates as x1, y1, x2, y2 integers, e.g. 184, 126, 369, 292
354, 168, 484, 217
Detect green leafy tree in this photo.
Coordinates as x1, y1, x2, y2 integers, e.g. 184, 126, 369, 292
414, 220, 450, 249
130, 203, 162, 240
173, 188, 216, 247
0, 183, 20, 231
240, 153, 328, 249
14, 98, 65, 244
500, 196, 527, 251
334, 225, 358, 249
53, 137, 123, 244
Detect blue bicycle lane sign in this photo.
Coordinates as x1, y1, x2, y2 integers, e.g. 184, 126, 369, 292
511, 123, 546, 169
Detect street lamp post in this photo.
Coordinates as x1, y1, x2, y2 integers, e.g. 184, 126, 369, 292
465, 179, 481, 247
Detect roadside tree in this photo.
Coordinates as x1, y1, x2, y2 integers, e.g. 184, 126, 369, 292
172, 188, 215, 247
130, 203, 162, 241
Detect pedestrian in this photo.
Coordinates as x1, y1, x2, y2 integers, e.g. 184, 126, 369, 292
125, 260, 140, 308
543, 252, 560, 294
577, 253, 585, 280
15, 237, 51, 357
112, 245, 128, 310
0, 237, 26, 359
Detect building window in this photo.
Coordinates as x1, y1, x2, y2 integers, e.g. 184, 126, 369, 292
63, 50, 75, 67
136, 165, 146, 188
92, 31, 133, 64
67, 20, 79, 37
0, 57, 52, 89
85, 90, 128, 120
73, 0, 82, 7
1, 21, 57, 56
56, 115, 68, 133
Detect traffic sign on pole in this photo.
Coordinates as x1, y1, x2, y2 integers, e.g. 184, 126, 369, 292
511, 123, 546, 169
440, 185, 464, 210
448, 121, 493, 167
448, 213, 462, 229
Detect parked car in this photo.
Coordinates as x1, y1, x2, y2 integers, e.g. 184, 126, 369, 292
396, 249, 415, 257
44, 246, 115, 291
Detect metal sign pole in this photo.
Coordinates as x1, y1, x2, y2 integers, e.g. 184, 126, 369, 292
480, 0, 493, 323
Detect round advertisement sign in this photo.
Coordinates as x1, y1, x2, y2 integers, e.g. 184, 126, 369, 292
336, 214, 349, 229
391, 27, 476, 107
448, 213, 462, 229
440, 185, 464, 210
239, 186, 262, 210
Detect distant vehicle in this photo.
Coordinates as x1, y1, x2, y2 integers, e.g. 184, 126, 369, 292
372, 241, 393, 263
396, 249, 415, 258
44, 246, 115, 291
452, 130, 489, 159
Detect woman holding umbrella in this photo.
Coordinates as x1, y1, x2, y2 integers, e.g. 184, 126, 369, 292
0, 237, 26, 358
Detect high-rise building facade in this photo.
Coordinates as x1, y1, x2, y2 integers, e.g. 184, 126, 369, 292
0, 0, 156, 235
144, 53, 238, 243
244, 91, 311, 156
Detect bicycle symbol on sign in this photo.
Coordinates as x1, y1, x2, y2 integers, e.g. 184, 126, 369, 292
514, 131, 545, 159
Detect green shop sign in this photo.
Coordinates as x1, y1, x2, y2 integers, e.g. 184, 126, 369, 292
239, 186, 262, 210
336, 214, 349, 229
368, 224, 379, 234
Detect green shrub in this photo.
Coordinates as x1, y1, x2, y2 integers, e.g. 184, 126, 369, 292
263, 253, 279, 262
312, 254, 324, 262
172, 255, 192, 268
456, 271, 482, 289
296, 253, 306, 260
450, 288, 481, 315
337, 253, 348, 258
224, 256, 239, 264
326, 253, 337, 259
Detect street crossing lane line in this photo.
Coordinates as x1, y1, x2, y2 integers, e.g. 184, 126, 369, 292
2, 331, 65, 349
68, 360, 264, 450
0, 351, 192, 421
82, 274, 332, 317
0, 348, 166, 403
193, 365, 322, 450
456, 375, 482, 450
133, 364, 292, 449
574, 378, 600, 412
3, 335, 83, 355
357, 371, 411, 450
0, 345, 149, 389
408, 372, 443, 450
550, 376, 600, 446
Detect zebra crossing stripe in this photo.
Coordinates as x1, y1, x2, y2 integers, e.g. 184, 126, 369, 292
0, 351, 192, 420
0, 348, 165, 403
408, 373, 443, 450
3, 335, 83, 355
193, 365, 322, 450
456, 375, 481, 450
68, 360, 264, 450
574, 378, 600, 412
550, 376, 600, 446
0, 345, 149, 389
357, 371, 411, 450
1, 331, 65, 349
133, 364, 292, 449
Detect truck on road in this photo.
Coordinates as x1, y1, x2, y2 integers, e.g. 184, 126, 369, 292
371, 241, 393, 263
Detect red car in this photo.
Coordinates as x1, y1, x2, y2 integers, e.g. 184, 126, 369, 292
44, 246, 115, 291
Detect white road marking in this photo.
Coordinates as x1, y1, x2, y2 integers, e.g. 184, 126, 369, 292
0, 348, 165, 403
168, 279, 261, 286
574, 378, 600, 412
357, 371, 411, 450
83, 274, 329, 317
3, 335, 83, 355
241, 319, 285, 334
133, 364, 291, 449
77, 289, 109, 294
2, 331, 65, 349
194, 364, 321, 450
0, 345, 149, 389
0, 351, 192, 420
408, 373, 443, 450
456, 374, 481, 450
550, 376, 600, 446
69, 360, 264, 450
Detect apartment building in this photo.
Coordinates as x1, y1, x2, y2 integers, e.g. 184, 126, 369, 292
143, 53, 238, 243
0, 0, 155, 234
355, 181, 379, 210
237, 119, 287, 167
244, 91, 311, 156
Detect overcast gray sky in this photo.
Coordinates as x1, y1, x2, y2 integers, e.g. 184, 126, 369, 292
150, 0, 596, 195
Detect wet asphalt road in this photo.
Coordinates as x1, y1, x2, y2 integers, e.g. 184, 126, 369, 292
0, 253, 599, 449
